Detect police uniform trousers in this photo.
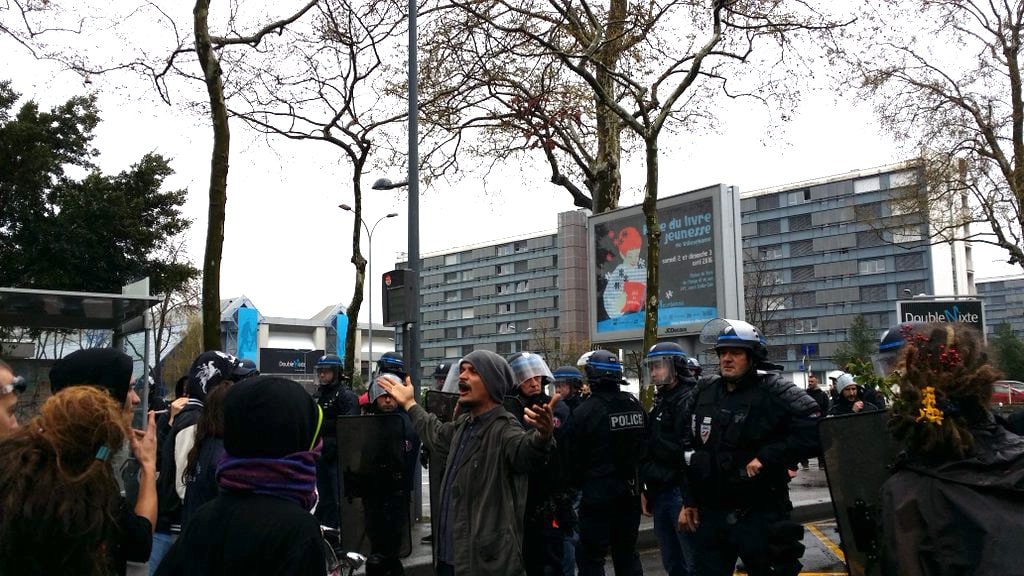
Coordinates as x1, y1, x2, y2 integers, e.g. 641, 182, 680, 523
577, 493, 643, 576
692, 507, 802, 576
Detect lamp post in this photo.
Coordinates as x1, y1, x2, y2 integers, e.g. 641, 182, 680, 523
339, 204, 398, 384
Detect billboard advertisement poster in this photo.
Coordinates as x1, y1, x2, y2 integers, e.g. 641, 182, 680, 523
896, 299, 985, 335
590, 185, 742, 342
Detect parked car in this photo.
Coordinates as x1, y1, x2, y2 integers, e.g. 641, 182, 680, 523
992, 381, 1024, 406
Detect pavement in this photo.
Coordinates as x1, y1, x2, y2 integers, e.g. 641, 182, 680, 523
389, 462, 836, 576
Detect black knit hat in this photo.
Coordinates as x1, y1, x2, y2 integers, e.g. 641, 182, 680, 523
224, 375, 321, 458
49, 348, 134, 402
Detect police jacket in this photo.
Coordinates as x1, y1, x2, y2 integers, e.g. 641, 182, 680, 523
640, 379, 694, 496
828, 393, 879, 416
570, 383, 648, 501
681, 370, 820, 511
506, 392, 574, 522
315, 382, 360, 456
881, 416, 1024, 576
806, 387, 830, 416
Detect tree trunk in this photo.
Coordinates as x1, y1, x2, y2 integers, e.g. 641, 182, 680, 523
591, 0, 627, 213
345, 159, 367, 381
195, 0, 230, 352
640, 135, 660, 411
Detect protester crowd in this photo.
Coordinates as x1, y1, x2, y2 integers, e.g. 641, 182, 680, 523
0, 317, 1020, 575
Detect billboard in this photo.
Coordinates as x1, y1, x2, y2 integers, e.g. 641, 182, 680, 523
258, 348, 325, 374
896, 299, 985, 335
589, 184, 743, 342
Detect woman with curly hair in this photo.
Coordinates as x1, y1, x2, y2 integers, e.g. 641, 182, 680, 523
0, 385, 156, 575
882, 322, 1024, 575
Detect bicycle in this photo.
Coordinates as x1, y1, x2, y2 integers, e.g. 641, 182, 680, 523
322, 526, 366, 576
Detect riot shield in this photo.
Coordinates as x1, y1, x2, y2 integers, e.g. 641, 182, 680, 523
819, 410, 898, 576
336, 413, 413, 558
423, 390, 459, 423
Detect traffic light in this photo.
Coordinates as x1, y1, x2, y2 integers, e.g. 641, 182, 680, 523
382, 268, 417, 327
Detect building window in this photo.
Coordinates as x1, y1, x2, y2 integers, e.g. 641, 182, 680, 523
856, 230, 887, 248
794, 318, 818, 333
462, 308, 474, 319
857, 202, 883, 220
859, 259, 886, 275
891, 226, 923, 243
894, 253, 925, 270
498, 322, 517, 334
861, 284, 888, 301
790, 239, 814, 256
498, 302, 514, 315
789, 213, 812, 232
497, 244, 513, 256
516, 280, 529, 292
445, 309, 460, 320
898, 280, 927, 297
445, 290, 459, 302
497, 283, 511, 295
496, 263, 513, 276
756, 194, 780, 211
445, 327, 459, 339
793, 292, 815, 307
758, 219, 781, 235
514, 241, 527, 253
445, 347, 460, 357
759, 245, 783, 260
788, 189, 811, 206
854, 176, 881, 194
445, 253, 460, 266
791, 265, 814, 282
444, 271, 461, 282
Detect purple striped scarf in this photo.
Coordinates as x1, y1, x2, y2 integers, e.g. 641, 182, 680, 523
216, 440, 322, 511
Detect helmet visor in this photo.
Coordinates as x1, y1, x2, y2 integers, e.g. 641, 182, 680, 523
871, 351, 900, 377
509, 353, 554, 389
643, 356, 677, 388
441, 360, 462, 393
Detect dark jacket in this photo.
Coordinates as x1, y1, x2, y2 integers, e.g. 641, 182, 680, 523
828, 392, 879, 416
506, 392, 574, 525
571, 385, 648, 502
408, 403, 552, 576
155, 404, 202, 533
881, 419, 1024, 576
806, 387, 830, 416
181, 437, 224, 531
681, 371, 820, 510
315, 382, 360, 459
155, 492, 325, 576
640, 380, 694, 496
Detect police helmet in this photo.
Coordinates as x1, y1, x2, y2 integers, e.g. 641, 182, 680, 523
315, 353, 344, 386
508, 352, 554, 396
577, 350, 626, 386
433, 362, 452, 380
701, 318, 768, 361
376, 351, 408, 381
872, 321, 925, 376
686, 356, 702, 378
552, 365, 585, 391
643, 342, 691, 388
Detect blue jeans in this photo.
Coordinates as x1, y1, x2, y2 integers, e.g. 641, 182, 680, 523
651, 488, 695, 576
148, 531, 177, 576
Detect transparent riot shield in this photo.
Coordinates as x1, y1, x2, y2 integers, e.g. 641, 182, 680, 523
819, 410, 898, 576
337, 413, 412, 558
423, 390, 459, 423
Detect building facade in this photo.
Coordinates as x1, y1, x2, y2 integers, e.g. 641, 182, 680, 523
740, 162, 974, 373
976, 275, 1024, 338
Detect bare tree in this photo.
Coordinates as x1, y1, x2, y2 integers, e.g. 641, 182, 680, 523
227, 0, 453, 379
435, 0, 846, 354
846, 0, 1024, 269
743, 248, 787, 335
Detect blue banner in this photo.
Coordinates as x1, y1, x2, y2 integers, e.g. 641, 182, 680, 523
236, 307, 259, 362
335, 313, 349, 361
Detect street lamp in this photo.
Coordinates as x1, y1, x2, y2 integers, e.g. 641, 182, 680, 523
339, 203, 398, 385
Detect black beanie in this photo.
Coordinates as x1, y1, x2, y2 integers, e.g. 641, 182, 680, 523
224, 375, 320, 458
50, 348, 133, 402
462, 350, 516, 404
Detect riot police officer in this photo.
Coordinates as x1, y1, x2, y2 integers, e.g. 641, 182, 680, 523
432, 361, 453, 391
572, 350, 647, 576
679, 320, 820, 576
639, 342, 697, 576
313, 353, 361, 529
552, 365, 586, 414
507, 352, 574, 576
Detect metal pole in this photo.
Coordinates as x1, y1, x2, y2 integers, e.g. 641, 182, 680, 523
367, 221, 374, 387
407, 0, 422, 521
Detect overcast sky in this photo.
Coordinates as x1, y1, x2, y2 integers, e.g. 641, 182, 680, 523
4, 2, 1019, 321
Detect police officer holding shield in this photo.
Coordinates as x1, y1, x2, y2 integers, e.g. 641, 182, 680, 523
679, 320, 820, 576
572, 350, 647, 576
